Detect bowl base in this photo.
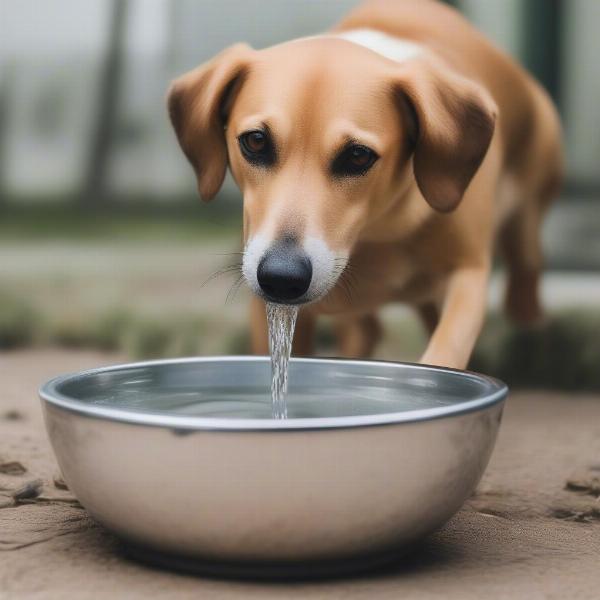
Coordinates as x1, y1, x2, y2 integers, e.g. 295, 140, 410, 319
123, 543, 406, 581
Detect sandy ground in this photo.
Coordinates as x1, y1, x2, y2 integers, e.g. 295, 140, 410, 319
1, 349, 599, 599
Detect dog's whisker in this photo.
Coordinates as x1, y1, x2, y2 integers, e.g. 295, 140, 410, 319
200, 264, 243, 289
338, 273, 354, 304
337, 280, 351, 304
342, 265, 362, 288
231, 277, 247, 303
225, 275, 246, 305
337, 263, 361, 303
205, 265, 242, 281
344, 270, 360, 290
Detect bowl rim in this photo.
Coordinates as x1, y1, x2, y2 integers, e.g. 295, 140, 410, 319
39, 356, 507, 432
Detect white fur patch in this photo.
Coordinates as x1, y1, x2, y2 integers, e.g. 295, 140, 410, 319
242, 234, 270, 296
303, 236, 346, 301
285, 28, 423, 64
333, 28, 423, 63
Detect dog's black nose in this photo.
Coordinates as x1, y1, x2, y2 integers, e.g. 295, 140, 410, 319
257, 242, 312, 303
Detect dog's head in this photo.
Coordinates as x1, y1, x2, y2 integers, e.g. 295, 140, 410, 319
168, 38, 496, 304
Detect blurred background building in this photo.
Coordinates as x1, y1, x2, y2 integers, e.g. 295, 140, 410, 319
0, 0, 599, 387
1, 0, 599, 202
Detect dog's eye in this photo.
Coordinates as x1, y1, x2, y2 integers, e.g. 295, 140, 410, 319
238, 130, 275, 166
332, 144, 379, 177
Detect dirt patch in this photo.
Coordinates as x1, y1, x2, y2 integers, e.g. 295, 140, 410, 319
551, 469, 600, 523
0, 461, 27, 475
565, 470, 600, 498
2, 410, 24, 421
10, 479, 44, 502
551, 507, 600, 523
1, 350, 600, 599
0, 503, 92, 551
53, 472, 68, 490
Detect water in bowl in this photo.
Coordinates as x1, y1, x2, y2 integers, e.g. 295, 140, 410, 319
87, 380, 458, 419
266, 303, 298, 419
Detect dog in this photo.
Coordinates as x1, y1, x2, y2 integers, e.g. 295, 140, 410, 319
167, 0, 563, 369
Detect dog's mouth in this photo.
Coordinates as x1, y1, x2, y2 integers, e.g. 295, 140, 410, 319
242, 234, 347, 305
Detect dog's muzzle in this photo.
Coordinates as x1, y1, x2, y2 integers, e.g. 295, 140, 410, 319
256, 238, 312, 303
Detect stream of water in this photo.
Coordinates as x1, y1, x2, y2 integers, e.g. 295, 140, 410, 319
266, 303, 299, 419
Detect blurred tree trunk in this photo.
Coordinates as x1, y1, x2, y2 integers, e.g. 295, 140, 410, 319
166, 0, 182, 69
0, 66, 12, 205
522, 0, 563, 111
82, 0, 128, 207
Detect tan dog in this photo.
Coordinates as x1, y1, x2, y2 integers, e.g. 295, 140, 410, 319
168, 0, 562, 369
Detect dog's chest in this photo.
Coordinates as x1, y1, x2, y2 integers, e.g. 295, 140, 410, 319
317, 242, 440, 315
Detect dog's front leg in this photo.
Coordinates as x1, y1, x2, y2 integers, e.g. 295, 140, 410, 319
420, 265, 490, 370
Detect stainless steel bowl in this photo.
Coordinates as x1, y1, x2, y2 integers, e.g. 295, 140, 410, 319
40, 357, 506, 577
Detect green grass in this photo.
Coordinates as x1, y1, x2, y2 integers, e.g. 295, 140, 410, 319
470, 310, 600, 391
30, 306, 246, 359
0, 204, 241, 242
0, 292, 40, 349
1, 288, 600, 391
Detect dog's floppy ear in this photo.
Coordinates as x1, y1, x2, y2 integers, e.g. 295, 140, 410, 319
167, 43, 253, 201
394, 59, 497, 212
